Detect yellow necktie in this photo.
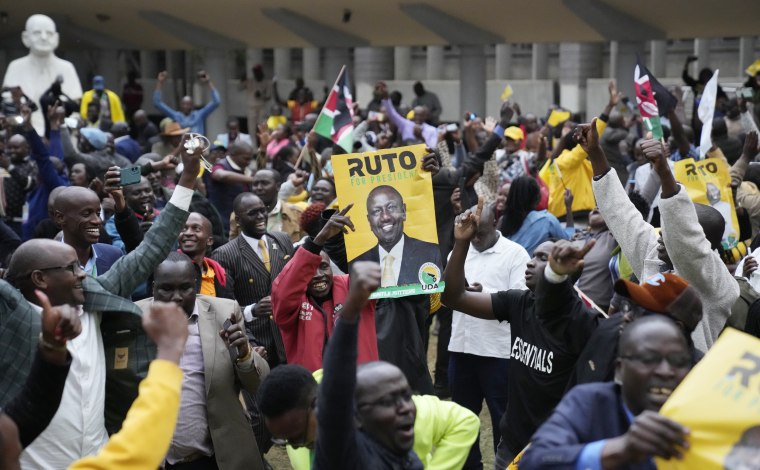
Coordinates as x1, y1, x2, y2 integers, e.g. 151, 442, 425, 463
259, 238, 270, 272
381, 254, 396, 287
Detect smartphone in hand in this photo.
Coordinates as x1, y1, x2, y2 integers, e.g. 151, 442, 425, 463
222, 318, 239, 362
119, 165, 142, 186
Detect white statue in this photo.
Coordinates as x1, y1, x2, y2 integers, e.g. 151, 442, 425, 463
3, 14, 83, 133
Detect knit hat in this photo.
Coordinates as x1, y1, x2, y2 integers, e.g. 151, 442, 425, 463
80, 127, 107, 150
615, 273, 703, 329
504, 126, 524, 142
92, 75, 105, 91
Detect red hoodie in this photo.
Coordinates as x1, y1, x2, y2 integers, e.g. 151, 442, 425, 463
271, 239, 378, 372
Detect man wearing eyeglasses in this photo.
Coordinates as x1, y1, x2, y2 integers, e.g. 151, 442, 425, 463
0, 139, 201, 469
520, 315, 693, 470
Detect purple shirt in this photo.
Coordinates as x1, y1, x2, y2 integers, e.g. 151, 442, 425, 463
381, 98, 438, 148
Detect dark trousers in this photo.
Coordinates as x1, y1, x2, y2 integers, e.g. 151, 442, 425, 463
449, 352, 509, 470
434, 306, 452, 388
164, 455, 219, 470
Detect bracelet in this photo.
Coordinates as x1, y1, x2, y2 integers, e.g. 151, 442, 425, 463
38, 333, 68, 352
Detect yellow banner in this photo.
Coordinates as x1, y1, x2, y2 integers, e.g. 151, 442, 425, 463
658, 329, 760, 469
673, 157, 739, 249
331, 144, 443, 299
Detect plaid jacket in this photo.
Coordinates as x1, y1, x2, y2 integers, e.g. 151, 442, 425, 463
0, 201, 188, 431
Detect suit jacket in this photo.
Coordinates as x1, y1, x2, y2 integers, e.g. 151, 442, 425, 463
354, 234, 442, 286
136, 295, 269, 470
211, 231, 294, 368
92, 242, 122, 275
519, 382, 655, 470
0, 201, 188, 433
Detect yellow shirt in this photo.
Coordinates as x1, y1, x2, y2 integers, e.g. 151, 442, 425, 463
200, 259, 216, 297
69, 360, 183, 470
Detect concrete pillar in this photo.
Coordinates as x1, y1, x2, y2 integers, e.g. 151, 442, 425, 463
495, 43, 512, 80
426, 46, 444, 80
0, 50, 7, 80
323, 47, 351, 86
245, 48, 264, 77
693, 38, 711, 76
354, 47, 394, 104
96, 50, 123, 93
302, 48, 320, 81
532, 43, 549, 80
460, 45, 486, 117
139, 50, 160, 80
559, 42, 602, 113
199, 49, 228, 139
273, 48, 291, 80
394, 46, 412, 80
611, 41, 644, 103
650, 40, 667, 78
739, 37, 755, 77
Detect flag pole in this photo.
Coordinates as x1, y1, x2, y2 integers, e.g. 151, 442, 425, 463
295, 64, 347, 169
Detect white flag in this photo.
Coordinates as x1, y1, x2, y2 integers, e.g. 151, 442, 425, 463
698, 69, 719, 158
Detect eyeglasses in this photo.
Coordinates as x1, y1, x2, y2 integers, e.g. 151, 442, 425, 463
271, 401, 314, 448
14, 261, 81, 280
357, 389, 413, 410
620, 352, 692, 370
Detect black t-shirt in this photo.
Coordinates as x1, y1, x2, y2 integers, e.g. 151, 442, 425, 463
491, 280, 600, 455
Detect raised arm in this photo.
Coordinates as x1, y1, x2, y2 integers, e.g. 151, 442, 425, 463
152, 71, 180, 119
667, 109, 692, 157
197, 73, 221, 118
441, 198, 496, 319
60, 126, 98, 172
314, 261, 380, 470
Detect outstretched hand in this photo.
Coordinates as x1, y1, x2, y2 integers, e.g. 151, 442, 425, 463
454, 196, 483, 243
742, 131, 758, 161
421, 149, 440, 176
548, 239, 596, 276
314, 203, 355, 245
574, 118, 600, 154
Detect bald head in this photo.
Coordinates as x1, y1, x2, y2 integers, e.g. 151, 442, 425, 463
54, 186, 100, 213
7, 239, 75, 283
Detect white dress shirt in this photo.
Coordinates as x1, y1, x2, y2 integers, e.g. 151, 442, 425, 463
240, 232, 268, 261
21, 305, 108, 468
448, 234, 530, 359
378, 236, 405, 286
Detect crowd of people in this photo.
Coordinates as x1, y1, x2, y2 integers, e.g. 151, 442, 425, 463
2, 18, 760, 470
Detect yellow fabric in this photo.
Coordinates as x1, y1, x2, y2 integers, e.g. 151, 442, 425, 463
259, 238, 271, 272
79, 89, 126, 124
547, 110, 571, 127
538, 118, 607, 218
69, 360, 183, 470
267, 115, 287, 130
287, 370, 480, 470
381, 255, 396, 287
429, 293, 441, 314
200, 259, 216, 296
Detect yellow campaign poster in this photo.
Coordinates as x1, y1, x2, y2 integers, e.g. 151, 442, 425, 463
674, 157, 739, 249
657, 329, 760, 470
331, 144, 443, 299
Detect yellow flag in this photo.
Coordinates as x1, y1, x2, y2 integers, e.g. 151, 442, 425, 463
658, 329, 760, 469
547, 109, 571, 127
500, 83, 514, 101
746, 59, 760, 77
673, 157, 739, 249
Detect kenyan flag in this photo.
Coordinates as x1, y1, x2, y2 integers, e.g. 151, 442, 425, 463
314, 66, 354, 153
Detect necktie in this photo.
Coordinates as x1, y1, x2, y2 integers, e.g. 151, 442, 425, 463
381, 254, 396, 287
259, 238, 271, 272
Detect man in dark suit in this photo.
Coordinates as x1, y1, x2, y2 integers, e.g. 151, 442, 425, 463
53, 186, 122, 276
211, 192, 294, 369
0, 146, 199, 468
137, 252, 269, 470
354, 185, 441, 287
520, 315, 692, 470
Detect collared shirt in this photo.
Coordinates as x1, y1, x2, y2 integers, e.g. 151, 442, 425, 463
21, 304, 108, 469
166, 304, 213, 464
449, 234, 530, 358
240, 232, 269, 262
200, 259, 216, 296
60, 236, 98, 276
378, 236, 405, 286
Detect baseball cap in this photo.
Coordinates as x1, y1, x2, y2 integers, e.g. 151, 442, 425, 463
615, 273, 703, 329
80, 127, 107, 150
505, 126, 524, 142
92, 75, 105, 91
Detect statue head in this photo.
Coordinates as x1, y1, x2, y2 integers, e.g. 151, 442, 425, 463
22, 14, 59, 57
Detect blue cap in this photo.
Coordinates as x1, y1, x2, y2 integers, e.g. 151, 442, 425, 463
92, 75, 105, 91
80, 127, 107, 150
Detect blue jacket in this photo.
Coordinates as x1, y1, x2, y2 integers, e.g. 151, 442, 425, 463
92, 243, 123, 276
519, 382, 655, 470
22, 128, 68, 241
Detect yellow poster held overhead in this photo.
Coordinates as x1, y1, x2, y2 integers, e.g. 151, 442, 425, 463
657, 329, 760, 470
331, 144, 443, 299
674, 157, 739, 249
